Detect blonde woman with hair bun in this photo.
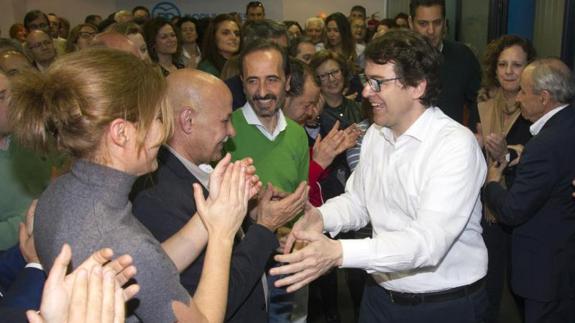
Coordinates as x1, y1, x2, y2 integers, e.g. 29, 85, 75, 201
10, 48, 255, 322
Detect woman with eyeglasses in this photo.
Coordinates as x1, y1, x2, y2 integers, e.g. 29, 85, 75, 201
310, 50, 362, 135
143, 17, 183, 76
308, 48, 363, 323
65, 23, 98, 53
198, 14, 241, 78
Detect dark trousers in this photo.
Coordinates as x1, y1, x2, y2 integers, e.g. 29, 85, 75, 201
482, 219, 522, 322
358, 277, 489, 323
524, 298, 575, 323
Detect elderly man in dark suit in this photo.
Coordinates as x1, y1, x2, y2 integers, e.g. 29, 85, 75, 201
131, 69, 306, 323
485, 57, 575, 323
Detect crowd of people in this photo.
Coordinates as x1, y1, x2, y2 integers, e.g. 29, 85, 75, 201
1, 0, 575, 322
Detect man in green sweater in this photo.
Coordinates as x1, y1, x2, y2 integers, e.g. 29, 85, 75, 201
224, 39, 309, 322
0, 72, 53, 249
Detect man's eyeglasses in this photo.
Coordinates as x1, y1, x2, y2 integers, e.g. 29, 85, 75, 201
317, 69, 342, 82
360, 74, 401, 92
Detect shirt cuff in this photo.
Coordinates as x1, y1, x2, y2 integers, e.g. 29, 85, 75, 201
319, 204, 340, 237
25, 262, 44, 271
340, 239, 371, 269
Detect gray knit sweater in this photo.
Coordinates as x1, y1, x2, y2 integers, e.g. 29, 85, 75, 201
35, 160, 190, 322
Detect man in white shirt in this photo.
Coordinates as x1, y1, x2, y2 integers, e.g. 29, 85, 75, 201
271, 29, 488, 322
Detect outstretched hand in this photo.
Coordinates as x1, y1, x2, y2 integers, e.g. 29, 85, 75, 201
270, 230, 342, 293
283, 203, 324, 254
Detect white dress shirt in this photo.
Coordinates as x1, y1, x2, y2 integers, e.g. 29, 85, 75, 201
241, 102, 287, 141
529, 104, 569, 136
320, 107, 488, 293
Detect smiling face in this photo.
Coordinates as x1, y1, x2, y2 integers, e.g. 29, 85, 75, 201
190, 86, 235, 164
496, 45, 528, 94
122, 108, 166, 176
215, 20, 240, 59
362, 60, 425, 135
305, 20, 324, 44
242, 49, 290, 119
155, 24, 178, 55
315, 59, 344, 97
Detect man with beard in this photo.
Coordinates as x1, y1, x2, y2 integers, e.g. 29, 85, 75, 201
132, 69, 307, 322
225, 39, 309, 322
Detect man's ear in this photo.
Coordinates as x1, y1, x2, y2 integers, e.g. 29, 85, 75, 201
108, 118, 130, 147
412, 79, 427, 102
285, 75, 291, 92
179, 108, 195, 134
408, 16, 414, 30
540, 90, 551, 106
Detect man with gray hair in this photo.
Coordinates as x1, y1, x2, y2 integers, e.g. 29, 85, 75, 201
304, 17, 325, 50
485, 57, 575, 322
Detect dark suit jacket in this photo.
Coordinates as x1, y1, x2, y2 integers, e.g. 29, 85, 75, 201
0, 245, 45, 311
485, 106, 575, 301
131, 146, 278, 322
439, 40, 481, 128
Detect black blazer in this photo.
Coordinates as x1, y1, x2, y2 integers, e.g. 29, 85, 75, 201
131, 146, 277, 322
485, 106, 575, 301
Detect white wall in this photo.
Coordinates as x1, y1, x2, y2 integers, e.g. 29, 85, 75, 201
1, 0, 386, 39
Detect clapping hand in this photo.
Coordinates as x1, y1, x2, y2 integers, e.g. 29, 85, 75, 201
193, 159, 249, 240
313, 121, 361, 169
26, 244, 139, 323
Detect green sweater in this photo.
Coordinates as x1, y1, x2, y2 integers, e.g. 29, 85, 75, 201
0, 138, 54, 249
225, 110, 309, 195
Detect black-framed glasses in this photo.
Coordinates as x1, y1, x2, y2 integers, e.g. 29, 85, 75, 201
317, 69, 342, 82
360, 74, 401, 92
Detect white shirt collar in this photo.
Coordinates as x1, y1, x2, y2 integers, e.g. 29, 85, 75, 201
241, 101, 287, 141
165, 144, 213, 188
529, 104, 569, 136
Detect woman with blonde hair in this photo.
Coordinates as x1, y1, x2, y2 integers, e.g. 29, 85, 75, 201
9, 48, 253, 322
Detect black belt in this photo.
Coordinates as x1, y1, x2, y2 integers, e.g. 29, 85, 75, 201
382, 277, 485, 306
